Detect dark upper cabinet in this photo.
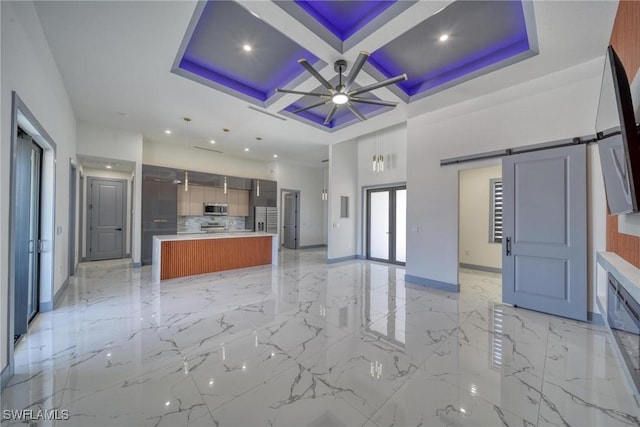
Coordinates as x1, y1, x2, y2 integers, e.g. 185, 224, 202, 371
247, 179, 277, 230
141, 179, 178, 266
251, 179, 277, 207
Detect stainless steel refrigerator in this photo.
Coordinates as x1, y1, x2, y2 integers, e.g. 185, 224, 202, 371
255, 206, 277, 233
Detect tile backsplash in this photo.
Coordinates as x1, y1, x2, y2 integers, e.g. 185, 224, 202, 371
178, 216, 249, 232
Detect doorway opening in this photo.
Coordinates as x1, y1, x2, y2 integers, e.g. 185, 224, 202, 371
69, 162, 77, 276
281, 189, 300, 249
457, 164, 503, 295
366, 185, 406, 265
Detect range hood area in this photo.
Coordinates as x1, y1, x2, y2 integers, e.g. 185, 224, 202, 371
140, 164, 277, 265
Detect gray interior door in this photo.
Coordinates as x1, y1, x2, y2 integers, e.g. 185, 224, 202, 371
14, 133, 42, 337
502, 145, 587, 321
89, 178, 125, 261
283, 193, 298, 249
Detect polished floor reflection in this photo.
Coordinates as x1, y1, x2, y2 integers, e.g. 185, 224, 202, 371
2, 248, 639, 426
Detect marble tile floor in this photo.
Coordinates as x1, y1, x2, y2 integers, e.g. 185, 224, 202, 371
1, 248, 639, 426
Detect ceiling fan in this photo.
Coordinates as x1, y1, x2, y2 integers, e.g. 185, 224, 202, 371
276, 51, 407, 125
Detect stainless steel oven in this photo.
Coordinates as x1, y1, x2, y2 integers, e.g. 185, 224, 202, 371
607, 273, 640, 396
203, 203, 227, 216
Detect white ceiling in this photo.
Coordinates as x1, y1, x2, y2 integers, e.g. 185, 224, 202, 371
34, 1, 618, 167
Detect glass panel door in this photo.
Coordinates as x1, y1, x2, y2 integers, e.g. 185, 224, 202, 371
367, 186, 406, 265
395, 189, 407, 263
27, 143, 42, 321
369, 191, 389, 260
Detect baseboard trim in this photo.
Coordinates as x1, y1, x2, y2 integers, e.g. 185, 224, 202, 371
1, 363, 12, 391
298, 244, 327, 250
132, 261, 141, 268
588, 311, 606, 326
40, 277, 71, 312
459, 263, 502, 274
326, 255, 358, 264
125, 252, 131, 258
0, 363, 13, 391
405, 274, 459, 293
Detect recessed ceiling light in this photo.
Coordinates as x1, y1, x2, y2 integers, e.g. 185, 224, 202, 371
165, 130, 172, 134
439, 34, 449, 42
273, 154, 278, 158
256, 137, 262, 141
244, 148, 250, 152
210, 140, 216, 144
106, 164, 112, 169
243, 44, 252, 52
223, 128, 230, 132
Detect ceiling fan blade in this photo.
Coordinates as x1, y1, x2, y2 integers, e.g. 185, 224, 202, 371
344, 51, 369, 90
292, 99, 329, 114
345, 102, 366, 122
276, 88, 329, 98
349, 73, 407, 97
350, 97, 398, 107
324, 104, 338, 125
298, 59, 333, 91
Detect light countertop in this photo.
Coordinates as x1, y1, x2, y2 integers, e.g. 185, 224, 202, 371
154, 231, 276, 242
597, 252, 640, 303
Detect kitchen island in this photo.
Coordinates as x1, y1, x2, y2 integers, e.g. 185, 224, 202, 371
151, 232, 278, 283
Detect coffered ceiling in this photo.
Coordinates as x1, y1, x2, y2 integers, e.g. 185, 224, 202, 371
34, 1, 617, 166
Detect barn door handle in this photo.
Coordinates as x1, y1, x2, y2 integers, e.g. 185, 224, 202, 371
505, 237, 512, 256
115, 228, 122, 231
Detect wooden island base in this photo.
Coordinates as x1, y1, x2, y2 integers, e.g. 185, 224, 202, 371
152, 233, 278, 283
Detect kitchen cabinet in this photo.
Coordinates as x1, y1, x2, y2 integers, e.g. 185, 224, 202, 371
177, 185, 206, 216
177, 185, 189, 216
238, 190, 249, 216
204, 186, 216, 204
188, 186, 205, 215
227, 189, 249, 216
179, 185, 246, 216
203, 186, 227, 204
142, 179, 177, 266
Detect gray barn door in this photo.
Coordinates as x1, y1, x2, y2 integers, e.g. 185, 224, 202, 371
89, 178, 125, 261
283, 193, 298, 249
502, 145, 587, 321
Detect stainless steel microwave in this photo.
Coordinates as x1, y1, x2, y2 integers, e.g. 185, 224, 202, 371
203, 203, 227, 216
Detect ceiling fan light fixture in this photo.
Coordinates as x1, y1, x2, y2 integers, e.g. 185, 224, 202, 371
332, 93, 349, 105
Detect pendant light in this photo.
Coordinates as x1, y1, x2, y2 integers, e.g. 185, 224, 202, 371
257, 180, 260, 197
372, 130, 385, 172
223, 176, 227, 194
184, 171, 189, 191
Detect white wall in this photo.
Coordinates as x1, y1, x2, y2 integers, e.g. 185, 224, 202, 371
406, 57, 607, 309
588, 145, 607, 313
322, 167, 328, 245
143, 140, 274, 180
458, 164, 502, 270
1, 1, 76, 372
80, 168, 133, 258
272, 161, 324, 247
356, 123, 407, 255
328, 141, 358, 260
76, 122, 142, 264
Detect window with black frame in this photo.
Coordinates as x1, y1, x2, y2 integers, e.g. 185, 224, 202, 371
489, 179, 503, 244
